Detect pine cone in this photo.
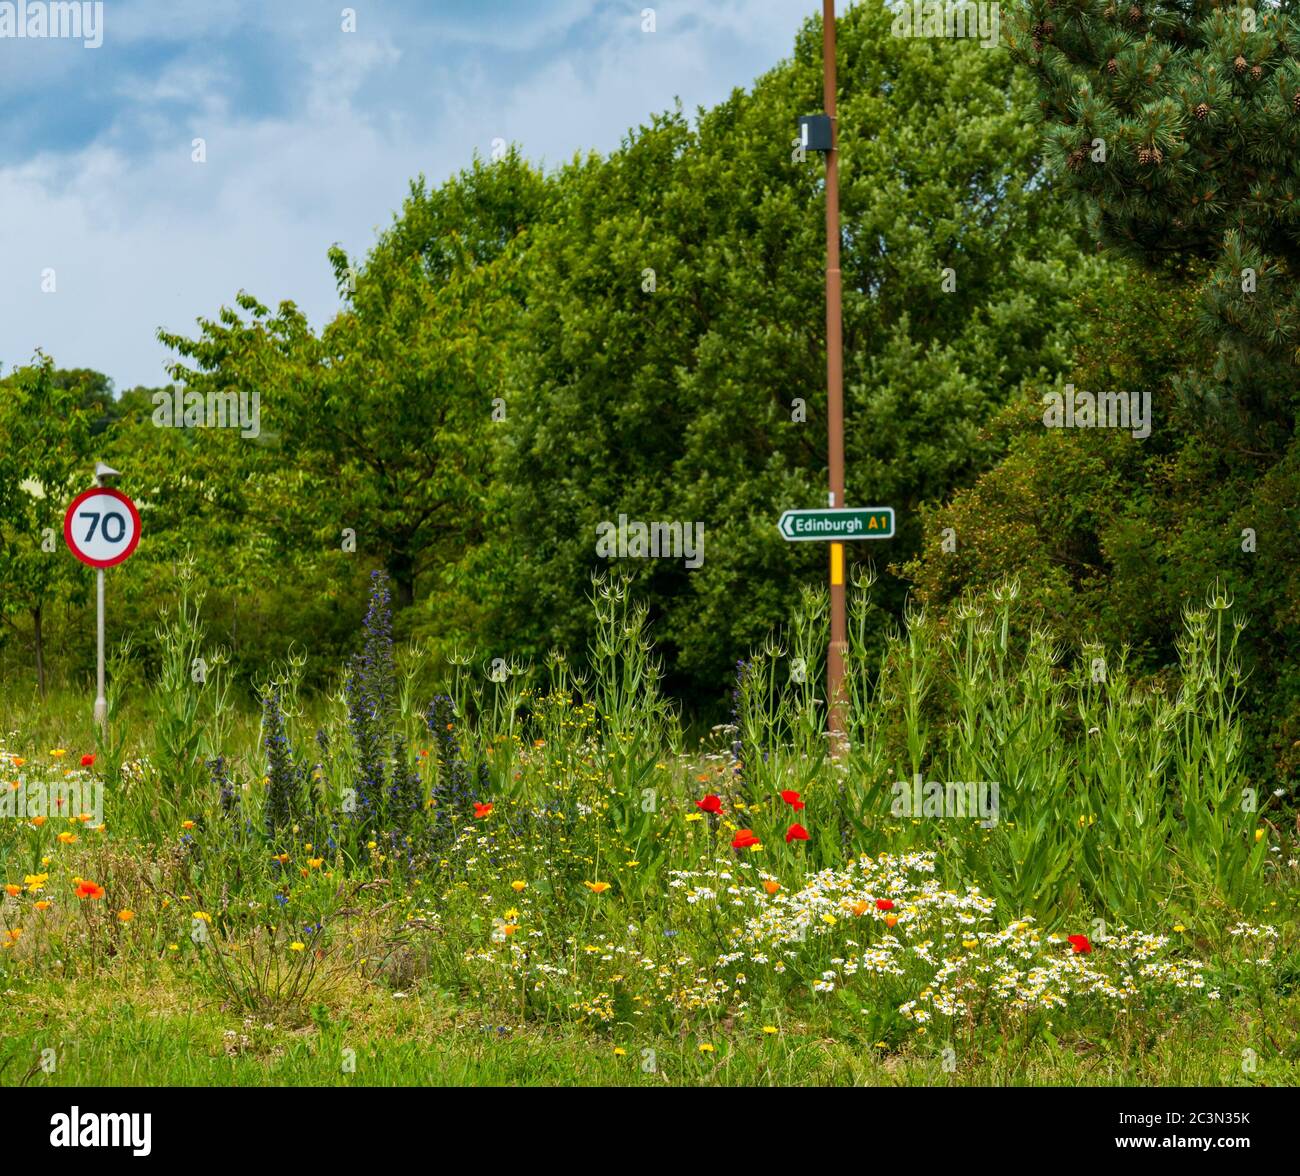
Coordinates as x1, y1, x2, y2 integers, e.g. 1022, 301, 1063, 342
1234, 55, 1247, 74
1107, 58, 1119, 75
1152, 145, 1164, 165
1137, 145, 1153, 165
1293, 91, 1300, 113
1251, 65, 1262, 81
1127, 4, 1142, 24
1194, 102, 1210, 120
1066, 147, 1087, 171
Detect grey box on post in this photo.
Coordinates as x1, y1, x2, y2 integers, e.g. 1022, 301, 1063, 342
799, 114, 833, 152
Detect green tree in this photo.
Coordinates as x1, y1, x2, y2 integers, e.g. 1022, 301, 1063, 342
0, 357, 94, 695
160, 152, 548, 620
1009, 0, 1300, 442
485, 3, 1101, 705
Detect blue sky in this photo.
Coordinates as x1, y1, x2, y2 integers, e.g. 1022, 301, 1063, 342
0, 0, 819, 390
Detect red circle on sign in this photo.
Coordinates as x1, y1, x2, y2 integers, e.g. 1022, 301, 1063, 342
63, 486, 142, 568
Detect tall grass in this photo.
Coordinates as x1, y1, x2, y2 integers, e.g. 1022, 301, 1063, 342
725, 573, 1268, 923
2, 567, 1282, 1017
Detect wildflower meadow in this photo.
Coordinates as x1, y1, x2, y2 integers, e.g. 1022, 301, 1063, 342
1, 569, 1295, 1097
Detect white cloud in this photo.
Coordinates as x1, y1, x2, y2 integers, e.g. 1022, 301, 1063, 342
0, 0, 808, 389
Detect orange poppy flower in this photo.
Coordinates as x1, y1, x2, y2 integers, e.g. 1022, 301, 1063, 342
75, 881, 106, 900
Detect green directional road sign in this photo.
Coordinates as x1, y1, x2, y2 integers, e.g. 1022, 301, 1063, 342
778, 507, 894, 542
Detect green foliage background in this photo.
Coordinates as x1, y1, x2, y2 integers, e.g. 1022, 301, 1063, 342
5, 1, 1300, 783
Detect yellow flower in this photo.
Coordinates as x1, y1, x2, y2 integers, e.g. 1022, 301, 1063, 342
962, 938, 979, 950
49, 749, 66, 758
762, 1026, 779, 1035
613, 1047, 627, 1056
511, 880, 527, 892
502, 924, 518, 936
192, 911, 212, 923
1173, 923, 1186, 933
685, 813, 703, 822
57, 832, 77, 844
273, 853, 290, 864
584, 881, 611, 894
698, 1043, 715, 1053
307, 858, 324, 869
34, 900, 51, 911
504, 908, 520, 920
118, 910, 135, 922
289, 942, 305, 952
181, 821, 196, 831
1255, 828, 1266, 842
821, 913, 837, 926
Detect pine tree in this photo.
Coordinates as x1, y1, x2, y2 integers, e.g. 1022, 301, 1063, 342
1009, 0, 1300, 433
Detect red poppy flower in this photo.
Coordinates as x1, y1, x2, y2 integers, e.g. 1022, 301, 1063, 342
1067, 934, 1092, 955
75, 881, 105, 900
785, 823, 809, 844
80, 753, 96, 768
876, 898, 894, 912
473, 802, 494, 819
731, 829, 760, 850
696, 794, 723, 815
779, 790, 805, 811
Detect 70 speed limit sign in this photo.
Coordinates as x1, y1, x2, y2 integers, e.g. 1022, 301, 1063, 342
63, 487, 141, 568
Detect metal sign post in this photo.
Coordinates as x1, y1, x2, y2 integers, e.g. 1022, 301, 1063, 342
64, 463, 139, 735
